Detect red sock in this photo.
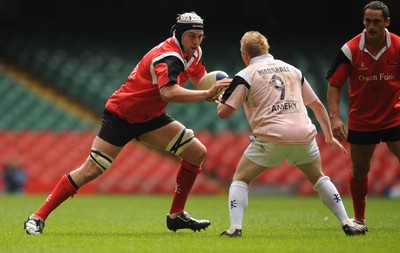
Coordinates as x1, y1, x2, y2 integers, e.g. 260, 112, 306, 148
169, 161, 201, 214
34, 175, 78, 221
349, 171, 368, 221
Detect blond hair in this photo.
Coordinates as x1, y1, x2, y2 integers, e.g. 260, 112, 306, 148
240, 31, 270, 58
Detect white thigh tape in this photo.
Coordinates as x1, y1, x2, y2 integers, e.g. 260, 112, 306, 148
89, 149, 114, 172
166, 128, 195, 155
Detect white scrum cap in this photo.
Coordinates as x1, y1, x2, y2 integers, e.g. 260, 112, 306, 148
171, 11, 204, 41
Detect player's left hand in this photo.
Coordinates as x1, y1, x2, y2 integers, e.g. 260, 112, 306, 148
326, 137, 347, 154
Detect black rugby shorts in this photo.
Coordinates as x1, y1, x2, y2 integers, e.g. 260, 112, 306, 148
98, 110, 174, 146
347, 125, 400, 144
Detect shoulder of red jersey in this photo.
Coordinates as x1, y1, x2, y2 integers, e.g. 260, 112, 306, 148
153, 37, 202, 65
389, 32, 400, 45
345, 33, 362, 50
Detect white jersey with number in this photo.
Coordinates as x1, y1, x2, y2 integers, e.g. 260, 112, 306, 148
221, 54, 319, 144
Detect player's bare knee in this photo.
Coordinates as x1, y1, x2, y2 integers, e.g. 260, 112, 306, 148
198, 144, 207, 159
192, 143, 207, 162
179, 142, 207, 166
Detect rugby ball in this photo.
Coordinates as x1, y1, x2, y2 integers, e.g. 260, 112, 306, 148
197, 70, 229, 99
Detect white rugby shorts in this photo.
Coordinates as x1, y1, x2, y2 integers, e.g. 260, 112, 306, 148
244, 135, 320, 167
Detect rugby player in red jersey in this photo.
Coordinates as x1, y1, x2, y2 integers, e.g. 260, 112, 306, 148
24, 11, 231, 235
326, 1, 400, 232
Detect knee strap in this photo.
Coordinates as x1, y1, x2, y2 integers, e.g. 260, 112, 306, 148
166, 128, 195, 155
89, 149, 114, 172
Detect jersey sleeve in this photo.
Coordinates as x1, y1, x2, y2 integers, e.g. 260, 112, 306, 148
221, 74, 250, 103
153, 56, 185, 89
224, 84, 248, 110
325, 47, 352, 88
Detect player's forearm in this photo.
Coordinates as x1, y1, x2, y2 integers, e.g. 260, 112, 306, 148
326, 85, 342, 121
160, 84, 211, 103
310, 100, 335, 139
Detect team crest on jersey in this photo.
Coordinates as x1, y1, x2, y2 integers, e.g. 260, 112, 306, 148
359, 61, 368, 71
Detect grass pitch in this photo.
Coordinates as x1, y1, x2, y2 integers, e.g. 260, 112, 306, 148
1, 194, 399, 253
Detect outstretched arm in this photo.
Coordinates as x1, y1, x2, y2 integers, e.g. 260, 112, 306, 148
216, 102, 236, 119
160, 78, 231, 103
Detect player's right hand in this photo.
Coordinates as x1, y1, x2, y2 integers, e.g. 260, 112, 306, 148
330, 118, 347, 142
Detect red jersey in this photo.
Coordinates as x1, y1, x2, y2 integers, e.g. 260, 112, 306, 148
105, 37, 206, 123
326, 29, 400, 131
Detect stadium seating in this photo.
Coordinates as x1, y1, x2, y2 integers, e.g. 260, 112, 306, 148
0, 131, 223, 194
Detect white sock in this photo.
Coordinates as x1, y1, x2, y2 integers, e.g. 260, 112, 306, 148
228, 180, 249, 230
313, 176, 351, 226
